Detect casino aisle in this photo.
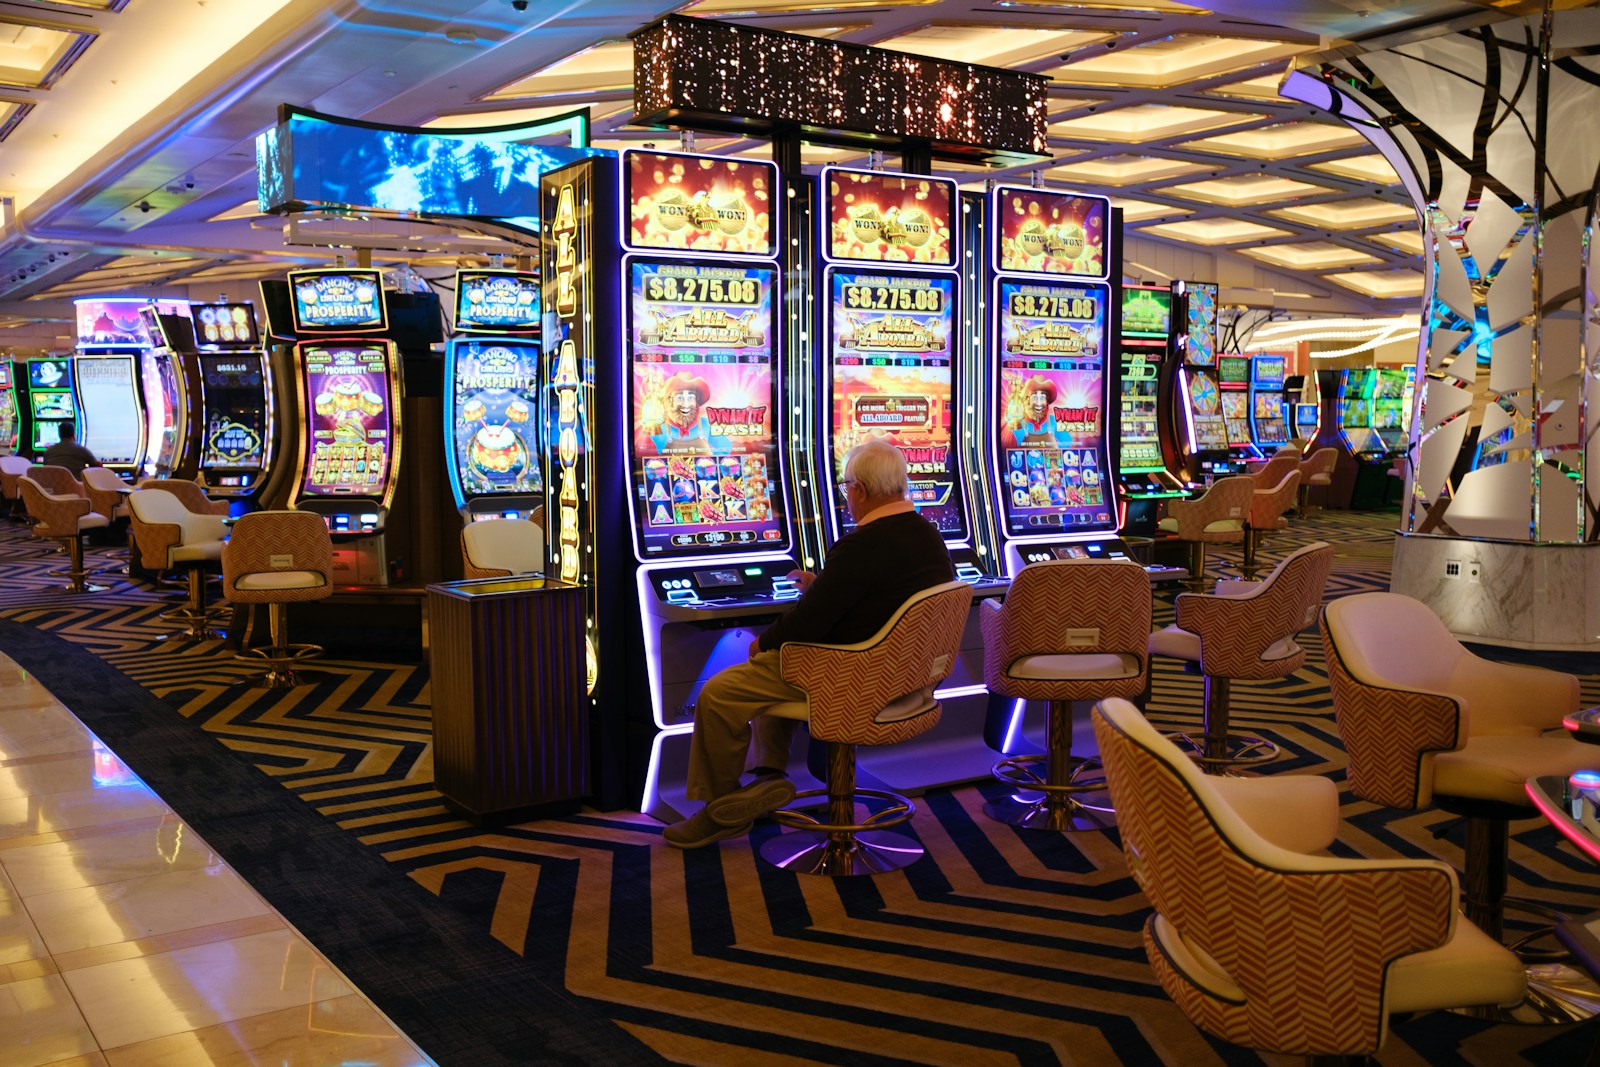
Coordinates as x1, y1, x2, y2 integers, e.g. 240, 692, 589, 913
2, 511, 1600, 1065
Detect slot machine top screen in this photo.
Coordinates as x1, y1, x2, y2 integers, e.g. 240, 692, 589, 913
298, 343, 395, 497
626, 258, 788, 558
1218, 356, 1250, 386
28, 358, 71, 391
1179, 280, 1218, 366
454, 270, 540, 334
991, 186, 1109, 279
821, 167, 957, 267
826, 269, 964, 539
288, 269, 387, 333
74, 298, 153, 349
447, 339, 543, 501
625, 149, 778, 258
191, 303, 260, 349
994, 279, 1112, 536
1120, 284, 1172, 339
1252, 354, 1286, 386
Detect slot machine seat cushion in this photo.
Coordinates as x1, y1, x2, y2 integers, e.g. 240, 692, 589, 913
461, 517, 544, 579
757, 581, 970, 876
135, 478, 231, 517
1156, 516, 1242, 535
81, 467, 133, 522
127, 488, 228, 571
1090, 697, 1525, 1059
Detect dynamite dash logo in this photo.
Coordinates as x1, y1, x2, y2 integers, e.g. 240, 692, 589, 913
704, 406, 768, 437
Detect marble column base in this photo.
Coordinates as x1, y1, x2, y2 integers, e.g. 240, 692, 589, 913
1391, 534, 1600, 650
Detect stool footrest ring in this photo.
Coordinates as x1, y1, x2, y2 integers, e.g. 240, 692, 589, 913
1166, 731, 1281, 771
770, 786, 915, 835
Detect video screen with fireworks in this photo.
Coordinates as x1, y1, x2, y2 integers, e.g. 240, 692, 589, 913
822, 167, 956, 267
626, 258, 786, 557
625, 150, 777, 258
993, 186, 1109, 279
825, 269, 963, 538
994, 280, 1112, 534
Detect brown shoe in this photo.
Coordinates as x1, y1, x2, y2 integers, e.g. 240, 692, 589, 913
662, 807, 753, 849
705, 775, 796, 828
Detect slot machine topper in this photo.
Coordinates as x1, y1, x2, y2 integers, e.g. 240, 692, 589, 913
284, 269, 404, 552
191, 302, 274, 503
1173, 280, 1232, 483
445, 268, 544, 523
72, 297, 157, 476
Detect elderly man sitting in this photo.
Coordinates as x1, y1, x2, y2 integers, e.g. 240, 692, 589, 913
664, 438, 957, 849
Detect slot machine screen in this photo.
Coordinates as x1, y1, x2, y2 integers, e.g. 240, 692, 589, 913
28, 359, 71, 390
821, 167, 956, 267
75, 355, 141, 464
288, 269, 386, 333
1181, 281, 1218, 366
199, 355, 267, 470
1296, 404, 1319, 431
1186, 369, 1229, 451
995, 279, 1112, 535
140, 349, 178, 474
1117, 349, 1164, 469
447, 339, 543, 498
1220, 390, 1251, 444
30, 392, 75, 449
454, 271, 541, 333
625, 150, 778, 257
626, 258, 788, 557
1218, 356, 1250, 386
1255, 391, 1285, 419
1252, 354, 1285, 387
992, 186, 1109, 278
826, 269, 964, 538
1340, 397, 1371, 429
298, 343, 394, 496
1120, 285, 1172, 339
191, 303, 260, 349
74, 298, 151, 349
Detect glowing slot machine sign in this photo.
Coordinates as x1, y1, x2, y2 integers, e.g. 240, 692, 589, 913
626, 149, 776, 257
995, 280, 1111, 534
827, 269, 962, 537
455, 271, 540, 333
993, 186, 1109, 279
299, 344, 393, 496
447, 340, 543, 500
627, 259, 786, 557
822, 167, 955, 267
288, 269, 386, 333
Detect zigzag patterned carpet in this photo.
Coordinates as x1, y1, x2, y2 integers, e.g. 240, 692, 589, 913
3, 511, 1599, 1066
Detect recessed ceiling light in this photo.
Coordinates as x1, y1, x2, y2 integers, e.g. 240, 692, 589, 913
446, 29, 477, 45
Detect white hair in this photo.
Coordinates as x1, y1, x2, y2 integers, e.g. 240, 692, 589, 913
843, 439, 909, 501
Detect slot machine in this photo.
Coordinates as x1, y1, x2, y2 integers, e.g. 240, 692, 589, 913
1113, 283, 1186, 505
982, 184, 1123, 574
1216, 354, 1260, 464
1287, 371, 1320, 447
0, 364, 16, 454
191, 302, 275, 507
444, 268, 544, 523
72, 298, 150, 478
136, 305, 202, 480
18, 356, 77, 460
1248, 352, 1291, 452
284, 268, 404, 581
1169, 280, 1231, 482
1371, 365, 1413, 455
813, 165, 1005, 790
1335, 367, 1384, 458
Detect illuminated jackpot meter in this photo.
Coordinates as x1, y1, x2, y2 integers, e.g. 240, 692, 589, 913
1114, 283, 1185, 500
445, 269, 543, 523
191, 302, 273, 501
0, 364, 16, 454
286, 269, 403, 544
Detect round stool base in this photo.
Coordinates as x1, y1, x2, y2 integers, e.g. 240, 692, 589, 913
760, 829, 923, 877
60, 581, 107, 594
1453, 962, 1600, 1024
236, 644, 323, 689
1169, 731, 1280, 773
985, 791, 1116, 832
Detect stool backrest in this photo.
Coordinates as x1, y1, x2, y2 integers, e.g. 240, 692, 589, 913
1247, 469, 1300, 528
780, 580, 970, 746
1299, 447, 1338, 478
0, 455, 28, 498
81, 468, 128, 517
461, 517, 544, 579
1170, 475, 1255, 539
26, 464, 82, 497
127, 488, 191, 569
223, 511, 334, 600
983, 559, 1151, 691
1252, 451, 1297, 491
137, 478, 229, 516
1175, 541, 1332, 679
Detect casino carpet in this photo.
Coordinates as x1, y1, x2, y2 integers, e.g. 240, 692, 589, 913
2, 511, 1599, 1066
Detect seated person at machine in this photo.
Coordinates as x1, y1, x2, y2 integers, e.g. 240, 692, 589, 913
665, 438, 956, 849
41, 422, 99, 477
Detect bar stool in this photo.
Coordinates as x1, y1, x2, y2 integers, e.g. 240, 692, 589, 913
135, 477, 231, 516
758, 581, 969, 876
1248, 446, 1298, 489
1156, 475, 1254, 588
1322, 592, 1600, 1022
981, 559, 1150, 831
223, 511, 334, 688
17, 475, 108, 593
1147, 541, 1333, 773
1240, 469, 1299, 579
461, 517, 544, 578
1297, 447, 1337, 512
82, 467, 134, 574
127, 488, 229, 638
0, 456, 29, 521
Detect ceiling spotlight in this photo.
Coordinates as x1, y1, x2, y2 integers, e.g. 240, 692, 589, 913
445, 28, 476, 44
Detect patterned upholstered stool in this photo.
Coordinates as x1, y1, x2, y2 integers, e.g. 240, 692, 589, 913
0, 456, 30, 521
1296, 447, 1337, 512
135, 477, 231, 516
1092, 697, 1527, 1060
461, 516, 544, 578
1156, 475, 1254, 589
127, 488, 229, 638
981, 559, 1150, 832
1147, 542, 1332, 773
82, 467, 135, 575
1323, 592, 1600, 1022
1240, 469, 1299, 579
24, 465, 89, 573
223, 511, 334, 688
759, 581, 969, 877
18, 473, 108, 593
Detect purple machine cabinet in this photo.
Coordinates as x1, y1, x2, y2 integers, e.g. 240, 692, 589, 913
426, 574, 588, 821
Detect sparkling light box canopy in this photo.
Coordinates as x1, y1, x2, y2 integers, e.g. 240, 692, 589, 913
631, 15, 1050, 166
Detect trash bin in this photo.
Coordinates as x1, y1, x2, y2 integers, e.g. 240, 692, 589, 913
426, 574, 587, 822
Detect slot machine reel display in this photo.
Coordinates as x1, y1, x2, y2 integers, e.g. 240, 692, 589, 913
1173, 280, 1233, 482
23, 357, 77, 455
192, 302, 273, 502
73, 298, 152, 476
1216, 355, 1260, 464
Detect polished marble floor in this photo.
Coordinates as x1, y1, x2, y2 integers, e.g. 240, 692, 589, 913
0, 654, 434, 1067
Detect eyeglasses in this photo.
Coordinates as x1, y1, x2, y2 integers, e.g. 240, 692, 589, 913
837, 478, 858, 495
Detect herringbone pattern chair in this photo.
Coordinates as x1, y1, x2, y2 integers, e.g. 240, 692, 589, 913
1296, 447, 1337, 511
461, 517, 544, 579
128, 488, 229, 638
19, 474, 108, 593
1241, 469, 1300, 579
1092, 698, 1526, 1059
223, 511, 334, 688
0, 455, 30, 521
136, 477, 230, 517
1157, 475, 1254, 588
759, 581, 970, 876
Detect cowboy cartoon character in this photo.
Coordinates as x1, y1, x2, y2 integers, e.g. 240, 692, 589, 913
1008, 375, 1073, 449
646, 371, 731, 455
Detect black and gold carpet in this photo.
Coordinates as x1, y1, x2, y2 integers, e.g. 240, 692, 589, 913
2, 512, 1598, 1066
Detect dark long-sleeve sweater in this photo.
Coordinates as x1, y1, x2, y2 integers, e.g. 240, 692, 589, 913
757, 510, 955, 652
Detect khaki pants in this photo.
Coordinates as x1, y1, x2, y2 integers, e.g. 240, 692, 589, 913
685, 649, 805, 802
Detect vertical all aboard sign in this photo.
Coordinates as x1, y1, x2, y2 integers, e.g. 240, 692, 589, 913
543, 161, 598, 692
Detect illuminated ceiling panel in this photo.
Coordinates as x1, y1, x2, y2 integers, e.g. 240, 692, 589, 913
1269, 199, 1416, 229
1109, 196, 1187, 223
1367, 230, 1425, 255
1048, 35, 1309, 90
0, 18, 95, 91
685, 0, 934, 12
1200, 72, 1283, 100
1140, 217, 1292, 244
427, 101, 632, 129
1000, 0, 1213, 12
1331, 270, 1425, 299
487, 41, 633, 98
1048, 154, 1209, 186
1178, 121, 1365, 159
1163, 174, 1331, 206
1239, 241, 1381, 270
1051, 104, 1257, 143
1308, 153, 1401, 184
874, 25, 1115, 68
0, 98, 28, 141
